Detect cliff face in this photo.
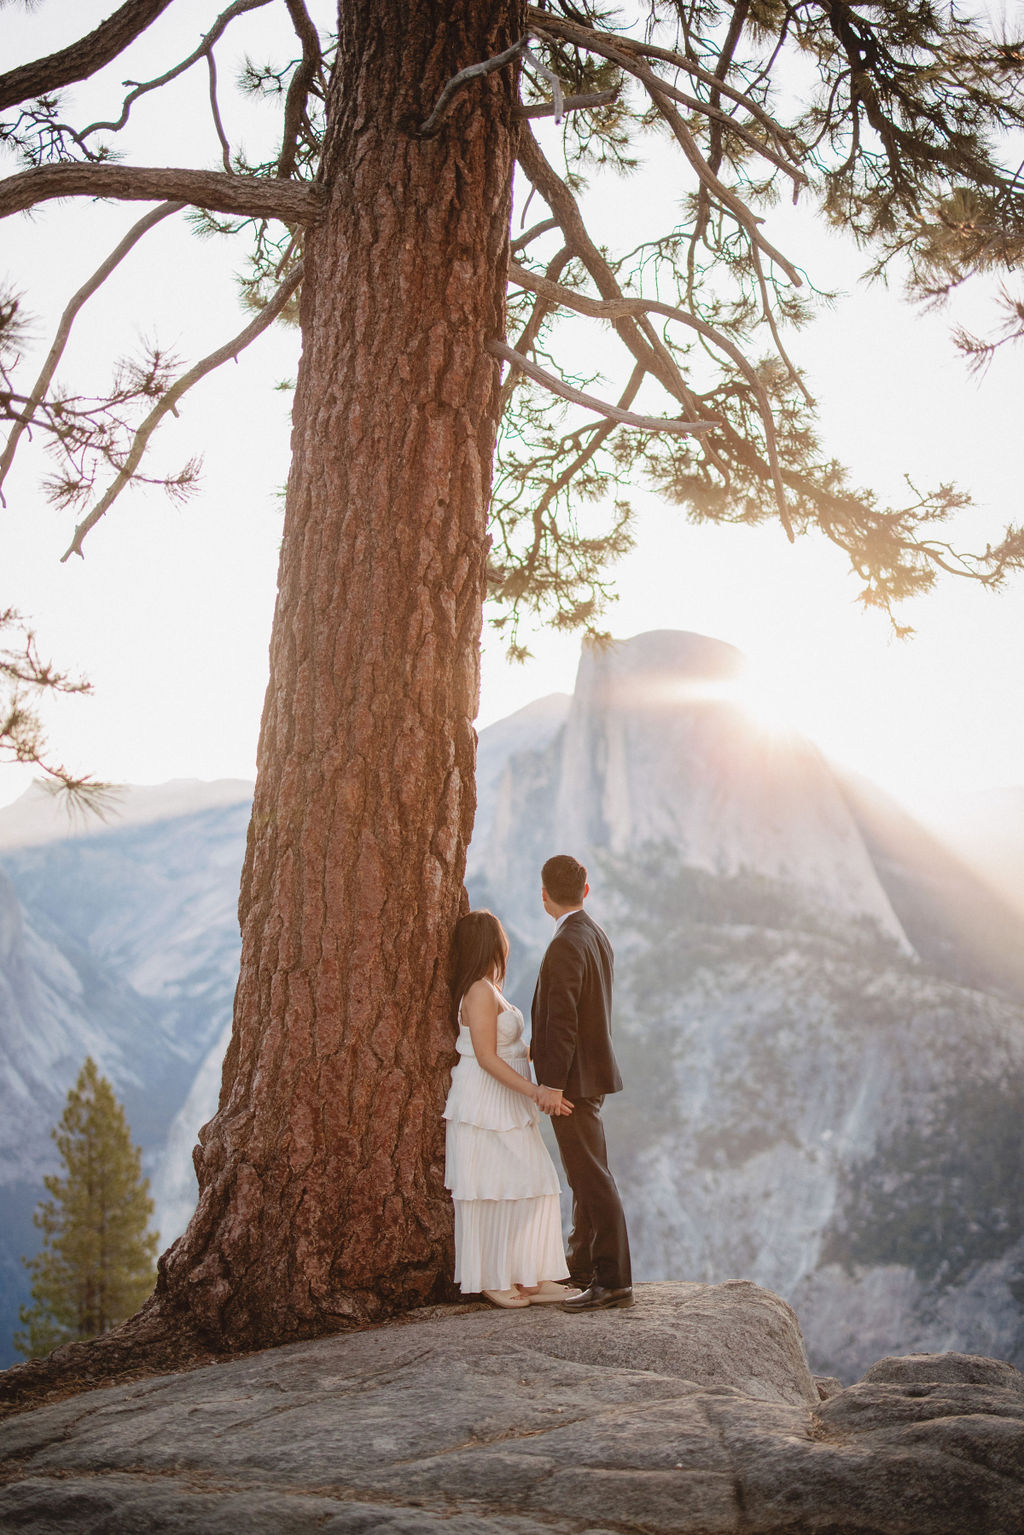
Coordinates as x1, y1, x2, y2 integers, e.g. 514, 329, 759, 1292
469, 633, 1024, 1380
1, 634, 1022, 1380
604, 911, 1024, 1377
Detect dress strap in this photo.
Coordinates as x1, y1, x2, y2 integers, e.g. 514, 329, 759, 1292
458, 979, 507, 1022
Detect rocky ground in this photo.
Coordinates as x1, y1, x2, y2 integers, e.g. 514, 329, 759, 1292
1, 1281, 1022, 1533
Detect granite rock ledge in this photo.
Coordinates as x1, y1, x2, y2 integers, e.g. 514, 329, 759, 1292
1, 1280, 1021, 1534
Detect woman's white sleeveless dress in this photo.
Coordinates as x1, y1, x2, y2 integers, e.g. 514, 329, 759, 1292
443, 987, 569, 1293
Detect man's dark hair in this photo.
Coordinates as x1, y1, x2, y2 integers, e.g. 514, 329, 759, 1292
542, 854, 587, 906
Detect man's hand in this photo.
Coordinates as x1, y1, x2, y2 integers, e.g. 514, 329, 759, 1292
536, 1085, 572, 1117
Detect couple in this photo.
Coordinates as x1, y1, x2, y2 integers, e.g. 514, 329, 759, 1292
444, 854, 632, 1312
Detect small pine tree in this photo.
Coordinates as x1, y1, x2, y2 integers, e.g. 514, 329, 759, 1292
15, 1058, 159, 1359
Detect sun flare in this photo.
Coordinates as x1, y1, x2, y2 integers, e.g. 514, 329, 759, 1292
730, 661, 808, 736
650, 663, 811, 738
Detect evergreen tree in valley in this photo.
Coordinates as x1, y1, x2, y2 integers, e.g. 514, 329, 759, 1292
15, 1058, 158, 1360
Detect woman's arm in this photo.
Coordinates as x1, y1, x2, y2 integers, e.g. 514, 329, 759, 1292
462, 981, 541, 1101
462, 981, 572, 1113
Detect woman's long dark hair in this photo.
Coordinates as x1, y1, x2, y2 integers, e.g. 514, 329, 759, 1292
450, 909, 509, 1020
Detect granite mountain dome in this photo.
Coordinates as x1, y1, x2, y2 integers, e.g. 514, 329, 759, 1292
473, 631, 907, 947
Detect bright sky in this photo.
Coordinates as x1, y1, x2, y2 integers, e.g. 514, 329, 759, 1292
2, 2, 1023, 813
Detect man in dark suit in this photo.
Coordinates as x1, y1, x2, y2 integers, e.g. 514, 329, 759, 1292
531, 853, 633, 1312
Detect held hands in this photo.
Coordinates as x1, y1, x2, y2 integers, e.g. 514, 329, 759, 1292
535, 1084, 573, 1117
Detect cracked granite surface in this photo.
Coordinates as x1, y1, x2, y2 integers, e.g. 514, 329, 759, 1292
2, 1282, 1022, 1533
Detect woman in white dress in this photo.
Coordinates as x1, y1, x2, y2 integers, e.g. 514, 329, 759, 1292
444, 910, 576, 1309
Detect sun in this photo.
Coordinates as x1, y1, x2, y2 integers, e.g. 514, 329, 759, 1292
640, 663, 812, 737
729, 660, 808, 736
650, 661, 810, 736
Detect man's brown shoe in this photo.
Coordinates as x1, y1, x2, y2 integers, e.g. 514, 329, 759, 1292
560, 1284, 634, 1312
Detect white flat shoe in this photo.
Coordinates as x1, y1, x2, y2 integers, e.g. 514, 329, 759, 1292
527, 1281, 581, 1304
482, 1288, 531, 1309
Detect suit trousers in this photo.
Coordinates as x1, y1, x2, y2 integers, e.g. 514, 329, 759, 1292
552, 1095, 631, 1290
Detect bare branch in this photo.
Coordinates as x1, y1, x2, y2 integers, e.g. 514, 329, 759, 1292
488, 341, 716, 435
0, 200, 185, 499
207, 53, 233, 175
0, 0, 176, 113
510, 217, 558, 251
419, 38, 526, 136
419, 29, 607, 138
514, 89, 617, 120
78, 0, 275, 140
277, 0, 322, 179
60, 262, 304, 561
520, 42, 565, 124
0, 163, 323, 224
499, 245, 571, 416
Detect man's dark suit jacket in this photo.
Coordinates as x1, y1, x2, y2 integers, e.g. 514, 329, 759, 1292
531, 910, 622, 1099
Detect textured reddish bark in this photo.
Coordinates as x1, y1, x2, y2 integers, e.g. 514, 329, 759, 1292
0, 2, 524, 1413
150, 0, 524, 1348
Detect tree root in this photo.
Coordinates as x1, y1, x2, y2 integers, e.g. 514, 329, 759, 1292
0, 1296, 225, 1420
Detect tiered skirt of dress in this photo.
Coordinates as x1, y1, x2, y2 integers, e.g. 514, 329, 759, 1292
443, 1013, 569, 1294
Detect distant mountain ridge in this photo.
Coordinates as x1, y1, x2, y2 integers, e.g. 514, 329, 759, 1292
1, 633, 1022, 1375
0, 779, 254, 852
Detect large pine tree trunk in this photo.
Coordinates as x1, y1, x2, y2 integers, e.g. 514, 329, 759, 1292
156, 0, 523, 1349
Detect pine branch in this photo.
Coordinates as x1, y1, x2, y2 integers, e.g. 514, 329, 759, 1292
507, 256, 794, 536
643, 82, 803, 286
749, 244, 814, 407
516, 125, 736, 492
516, 125, 695, 405
77, 0, 275, 142
0, 608, 112, 807
277, 0, 321, 179
61, 261, 304, 561
497, 360, 645, 612
528, 7, 801, 163
0, 201, 184, 499
0, 0, 176, 113
489, 341, 716, 434
534, 15, 806, 186
0, 162, 323, 224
